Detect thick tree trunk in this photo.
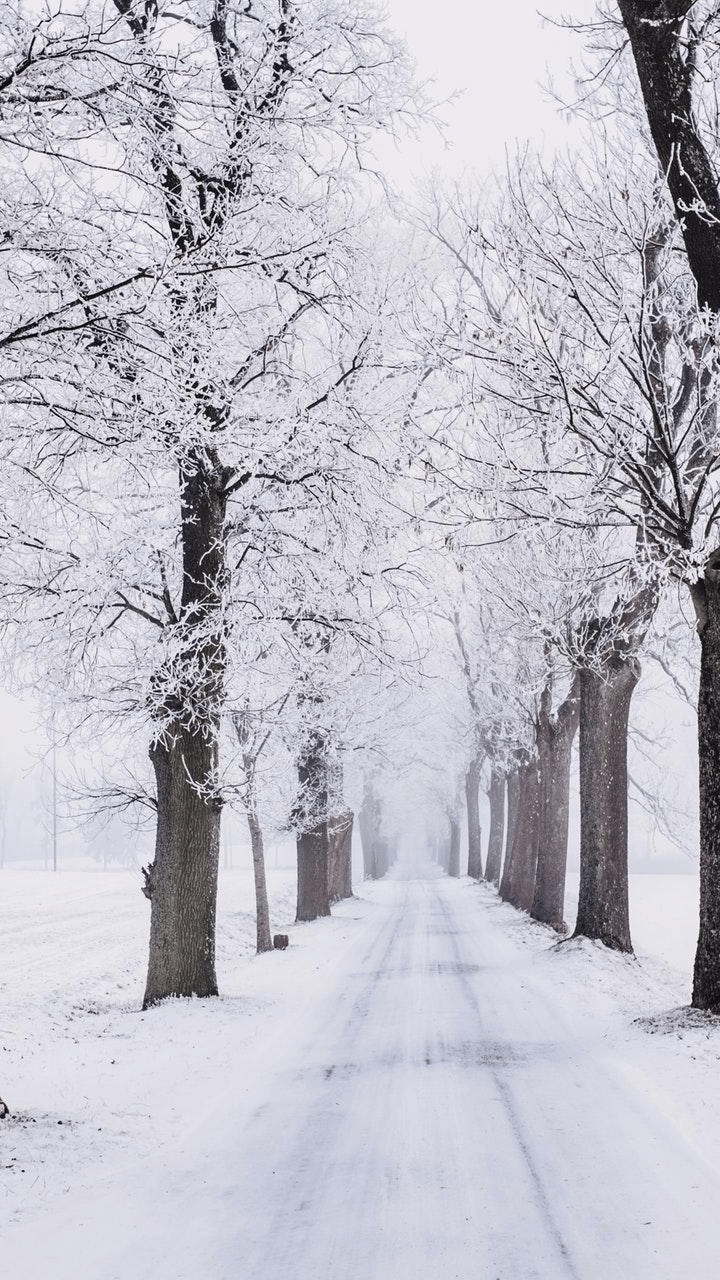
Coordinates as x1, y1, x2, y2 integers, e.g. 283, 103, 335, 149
465, 757, 483, 879
296, 824, 329, 921
247, 807, 272, 954
144, 733, 220, 1006
531, 675, 580, 931
573, 656, 639, 953
504, 757, 540, 911
484, 767, 505, 888
143, 456, 227, 1008
328, 810, 354, 903
295, 730, 330, 922
499, 767, 521, 901
693, 558, 720, 1008
448, 813, 461, 878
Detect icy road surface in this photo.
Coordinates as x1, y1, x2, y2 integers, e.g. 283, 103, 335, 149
3, 864, 720, 1279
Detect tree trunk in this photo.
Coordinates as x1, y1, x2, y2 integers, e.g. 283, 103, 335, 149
295, 730, 330, 922
499, 767, 521, 901
504, 757, 540, 911
465, 757, 483, 879
484, 767, 505, 888
573, 655, 639, 953
247, 807, 272, 954
693, 558, 720, 1008
296, 824, 330, 921
144, 733, 220, 1006
617, 1, 720, 313
232, 712, 273, 955
448, 813, 461, 878
359, 779, 383, 880
531, 675, 580, 931
378, 836, 393, 877
143, 456, 227, 1008
328, 809, 354, 903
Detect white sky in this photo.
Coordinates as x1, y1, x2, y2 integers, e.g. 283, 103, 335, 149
381, 0, 598, 178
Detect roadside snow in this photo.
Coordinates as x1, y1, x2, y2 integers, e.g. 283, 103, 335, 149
0, 865, 297, 1230
2, 862, 720, 1279
565, 871, 700, 982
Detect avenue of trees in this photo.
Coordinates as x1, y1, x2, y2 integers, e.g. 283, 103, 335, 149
2, 0, 720, 1084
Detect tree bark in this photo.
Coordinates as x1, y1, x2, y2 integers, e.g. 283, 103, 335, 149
448, 812, 461, 878
692, 556, 720, 1008
573, 655, 639, 953
296, 827, 330, 921
617, 1, 720, 313
144, 733, 220, 1005
499, 766, 521, 901
531, 674, 581, 931
295, 730, 330, 922
247, 807, 272, 954
232, 711, 274, 955
503, 757, 540, 911
465, 757, 483, 879
143, 456, 227, 1008
328, 809, 354, 903
484, 767, 505, 888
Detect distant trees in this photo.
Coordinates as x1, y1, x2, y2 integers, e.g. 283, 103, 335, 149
358, 772, 387, 879
415, 116, 720, 951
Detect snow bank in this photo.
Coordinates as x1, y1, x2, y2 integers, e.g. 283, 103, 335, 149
565, 871, 700, 985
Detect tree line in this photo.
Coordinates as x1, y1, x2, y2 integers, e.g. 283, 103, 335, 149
0, 0, 719, 1077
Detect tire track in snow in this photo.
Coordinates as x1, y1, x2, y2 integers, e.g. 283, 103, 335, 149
228, 874, 583, 1279
432, 885, 581, 1279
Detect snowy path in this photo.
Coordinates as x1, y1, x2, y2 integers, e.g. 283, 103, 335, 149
4, 868, 720, 1279
227, 873, 720, 1280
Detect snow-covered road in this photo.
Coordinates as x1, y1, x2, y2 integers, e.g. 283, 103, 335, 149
4, 866, 720, 1279
227, 871, 720, 1280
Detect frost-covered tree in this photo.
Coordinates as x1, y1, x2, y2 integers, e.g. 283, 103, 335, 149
0, 0, 419, 1003
611, 0, 720, 1010
422, 127, 720, 949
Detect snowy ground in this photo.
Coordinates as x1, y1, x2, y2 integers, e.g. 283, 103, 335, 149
565, 870, 700, 981
2, 861, 720, 1279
